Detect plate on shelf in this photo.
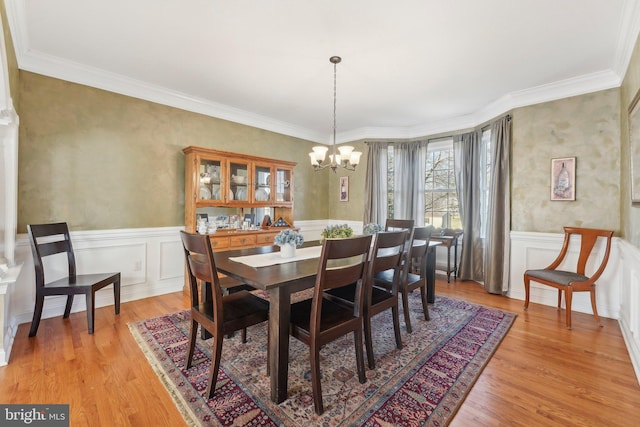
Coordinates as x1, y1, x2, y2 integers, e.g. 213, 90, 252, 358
236, 188, 246, 200
200, 185, 211, 200
229, 190, 234, 201
276, 192, 284, 201
256, 188, 268, 201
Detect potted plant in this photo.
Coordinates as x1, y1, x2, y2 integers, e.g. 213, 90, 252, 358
274, 229, 304, 258
320, 224, 354, 241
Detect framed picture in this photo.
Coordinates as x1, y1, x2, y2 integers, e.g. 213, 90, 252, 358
628, 88, 640, 203
339, 176, 349, 201
550, 157, 576, 201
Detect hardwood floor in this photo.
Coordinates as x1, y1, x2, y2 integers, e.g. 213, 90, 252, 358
0, 278, 638, 426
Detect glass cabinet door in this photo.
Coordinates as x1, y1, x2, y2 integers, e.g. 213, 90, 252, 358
199, 158, 223, 202
275, 167, 292, 203
228, 160, 249, 202
253, 163, 272, 203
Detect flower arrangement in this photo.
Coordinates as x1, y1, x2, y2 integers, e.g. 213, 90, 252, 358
321, 224, 354, 240
363, 223, 384, 235
274, 229, 304, 247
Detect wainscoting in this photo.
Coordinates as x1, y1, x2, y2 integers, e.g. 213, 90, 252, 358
510, 231, 640, 383
3, 225, 639, 384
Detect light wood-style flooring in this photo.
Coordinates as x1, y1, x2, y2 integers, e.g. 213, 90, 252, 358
0, 278, 638, 426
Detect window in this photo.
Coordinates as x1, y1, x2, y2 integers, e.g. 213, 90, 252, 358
424, 138, 460, 228
480, 128, 492, 237
386, 138, 460, 228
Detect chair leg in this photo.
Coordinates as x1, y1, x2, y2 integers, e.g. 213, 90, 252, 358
590, 285, 602, 327
85, 293, 95, 334
565, 289, 573, 330
354, 329, 367, 384
310, 342, 324, 415
557, 290, 563, 310
206, 331, 224, 399
63, 295, 74, 318
363, 313, 375, 370
391, 305, 403, 351
241, 328, 247, 343
523, 276, 530, 310
29, 295, 45, 337
419, 285, 430, 321
402, 289, 413, 334
114, 275, 121, 315
266, 326, 270, 377
186, 320, 198, 369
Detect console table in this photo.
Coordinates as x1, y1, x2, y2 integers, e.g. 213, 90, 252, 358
430, 230, 463, 282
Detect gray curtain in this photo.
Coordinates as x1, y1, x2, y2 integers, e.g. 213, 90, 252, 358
364, 141, 389, 224
393, 141, 428, 226
453, 131, 484, 282
453, 115, 512, 294
484, 115, 511, 294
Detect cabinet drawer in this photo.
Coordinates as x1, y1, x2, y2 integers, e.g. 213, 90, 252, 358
210, 237, 230, 251
230, 235, 257, 248
257, 232, 278, 245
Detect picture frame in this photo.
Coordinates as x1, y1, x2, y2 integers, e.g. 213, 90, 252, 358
550, 157, 576, 201
339, 176, 349, 202
628, 88, 640, 203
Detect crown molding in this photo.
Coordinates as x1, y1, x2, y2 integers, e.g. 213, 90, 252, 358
613, 0, 640, 77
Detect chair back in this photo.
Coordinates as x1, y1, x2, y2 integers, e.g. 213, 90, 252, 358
179, 231, 224, 310
549, 227, 614, 279
385, 219, 415, 243
27, 222, 77, 287
411, 226, 434, 276
312, 235, 373, 329
369, 231, 407, 296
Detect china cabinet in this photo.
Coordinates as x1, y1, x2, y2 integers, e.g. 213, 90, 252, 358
183, 146, 296, 252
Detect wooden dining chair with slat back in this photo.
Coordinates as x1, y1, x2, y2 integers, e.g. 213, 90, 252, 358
375, 225, 433, 333
289, 234, 373, 415
27, 222, 121, 336
180, 231, 269, 398
324, 230, 407, 369
523, 227, 614, 329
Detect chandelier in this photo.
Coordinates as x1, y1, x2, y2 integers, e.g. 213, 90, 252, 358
309, 56, 362, 172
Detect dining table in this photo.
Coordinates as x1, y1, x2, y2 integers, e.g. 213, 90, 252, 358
214, 238, 440, 404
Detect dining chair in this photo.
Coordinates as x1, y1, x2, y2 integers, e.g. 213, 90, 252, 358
26, 222, 121, 336
325, 230, 407, 369
375, 225, 433, 333
180, 231, 269, 399
375, 219, 433, 333
385, 219, 415, 243
289, 234, 373, 415
524, 227, 614, 329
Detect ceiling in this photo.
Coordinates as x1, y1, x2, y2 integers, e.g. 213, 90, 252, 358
5, 0, 640, 144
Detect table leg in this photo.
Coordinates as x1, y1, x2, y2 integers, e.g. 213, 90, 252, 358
446, 245, 452, 283
426, 245, 436, 303
453, 241, 458, 280
269, 286, 292, 403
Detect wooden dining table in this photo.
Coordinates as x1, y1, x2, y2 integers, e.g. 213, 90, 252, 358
214, 238, 440, 404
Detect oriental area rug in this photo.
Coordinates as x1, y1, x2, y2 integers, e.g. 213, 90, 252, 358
129, 294, 515, 426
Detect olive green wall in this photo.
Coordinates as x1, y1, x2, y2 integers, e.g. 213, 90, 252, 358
621, 31, 640, 246
511, 88, 621, 233
17, 72, 329, 232
328, 140, 367, 221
